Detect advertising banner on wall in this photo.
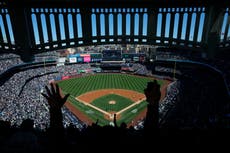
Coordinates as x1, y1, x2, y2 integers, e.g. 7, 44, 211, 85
69, 57, 77, 63
62, 76, 70, 80
84, 56, 91, 62
58, 57, 66, 63
57, 57, 66, 66
80, 54, 91, 63
77, 57, 84, 63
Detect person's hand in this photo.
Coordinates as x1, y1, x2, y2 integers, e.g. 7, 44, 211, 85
144, 80, 161, 105
42, 83, 70, 110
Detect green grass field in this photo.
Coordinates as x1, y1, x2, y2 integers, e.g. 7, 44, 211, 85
58, 73, 165, 126
91, 94, 134, 112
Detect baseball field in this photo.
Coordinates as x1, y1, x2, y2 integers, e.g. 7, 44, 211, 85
57, 73, 168, 126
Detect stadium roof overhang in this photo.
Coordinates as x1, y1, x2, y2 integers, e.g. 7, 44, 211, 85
6, 0, 230, 8
0, 0, 230, 62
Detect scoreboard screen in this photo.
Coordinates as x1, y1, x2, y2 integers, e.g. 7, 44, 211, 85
102, 50, 122, 61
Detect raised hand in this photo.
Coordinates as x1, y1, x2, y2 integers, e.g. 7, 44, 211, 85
41, 83, 70, 129
42, 83, 70, 110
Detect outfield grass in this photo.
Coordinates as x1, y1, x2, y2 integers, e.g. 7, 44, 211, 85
58, 73, 163, 96
58, 73, 164, 126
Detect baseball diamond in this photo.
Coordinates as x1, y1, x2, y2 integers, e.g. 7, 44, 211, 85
58, 73, 169, 126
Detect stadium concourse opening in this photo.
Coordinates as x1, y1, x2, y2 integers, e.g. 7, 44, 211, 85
0, 0, 230, 152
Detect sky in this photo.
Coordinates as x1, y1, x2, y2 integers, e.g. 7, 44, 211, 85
0, 7, 229, 46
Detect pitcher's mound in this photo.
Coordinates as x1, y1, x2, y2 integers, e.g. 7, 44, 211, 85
109, 100, 116, 105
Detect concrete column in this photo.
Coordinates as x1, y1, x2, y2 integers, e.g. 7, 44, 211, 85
96, 13, 101, 42
80, 8, 92, 45
139, 12, 143, 41
8, 4, 34, 62
45, 9, 53, 50
114, 12, 118, 42
193, 9, 202, 44
147, 8, 157, 43
203, 6, 225, 59
161, 11, 166, 43
36, 11, 44, 46
122, 11, 126, 43
185, 10, 192, 43
105, 12, 109, 42
1, 9, 11, 48
169, 11, 175, 46
177, 9, 184, 44
63, 10, 70, 46
54, 11, 61, 47
72, 11, 78, 43
130, 13, 135, 43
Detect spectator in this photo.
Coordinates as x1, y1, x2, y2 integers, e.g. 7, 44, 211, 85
144, 80, 161, 131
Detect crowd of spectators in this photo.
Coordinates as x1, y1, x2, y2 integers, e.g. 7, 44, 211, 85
133, 80, 179, 130
1, 53, 151, 130
0, 52, 230, 152
155, 50, 230, 95
0, 60, 92, 130
155, 49, 204, 61
155, 66, 182, 75
132, 63, 152, 76
0, 77, 163, 153
1, 51, 229, 130
0, 60, 154, 130
175, 67, 229, 128
202, 59, 230, 93
121, 63, 152, 76
159, 81, 179, 126
0, 54, 23, 73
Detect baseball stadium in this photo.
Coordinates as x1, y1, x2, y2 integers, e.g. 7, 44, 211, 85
0, 0, 230, 152
58, 73, 169, 126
